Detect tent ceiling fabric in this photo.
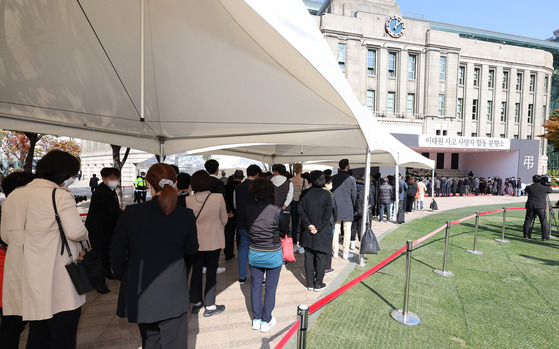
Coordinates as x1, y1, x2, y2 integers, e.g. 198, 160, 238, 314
0, 0, 433, 169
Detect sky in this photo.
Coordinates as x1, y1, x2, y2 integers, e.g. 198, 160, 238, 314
395, 0, 558, 40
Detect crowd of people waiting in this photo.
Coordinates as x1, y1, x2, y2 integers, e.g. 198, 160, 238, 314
433, 175, 524, 197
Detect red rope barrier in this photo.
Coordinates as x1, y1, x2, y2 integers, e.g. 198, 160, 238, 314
274, 319, 300, 349
479, 209, 503, 216
450, 214, 476, 225
413, 225, 446, 246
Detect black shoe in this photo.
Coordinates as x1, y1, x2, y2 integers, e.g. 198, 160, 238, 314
106, 273, 117, 280
239, 278, 247, 285
543, 237, 551, 241
523, 234, 532, 239
225, 255, 235, 261
314, 283, 326, 292
96, 285, 110, 294
191, 304, 203, 314
203, 305, 226, 317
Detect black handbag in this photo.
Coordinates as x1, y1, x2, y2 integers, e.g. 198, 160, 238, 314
52, 189, 95, 295
79, 240, 108, 290
360, 223, 380, 254
430, 199, 438, 211
397, 201, 405, 224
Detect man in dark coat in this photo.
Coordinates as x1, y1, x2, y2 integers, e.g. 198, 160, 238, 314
523, 175, 553, 240
85, 167, 122, 292
224, 170, 244, 260
331, 159, 357, 260
89, 174, 99, 194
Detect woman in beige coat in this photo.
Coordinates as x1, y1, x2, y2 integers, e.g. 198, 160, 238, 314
1, 150, 87, 348
186, 170, 227, 318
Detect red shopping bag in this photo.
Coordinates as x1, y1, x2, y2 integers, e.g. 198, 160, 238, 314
280, 236, 296, 262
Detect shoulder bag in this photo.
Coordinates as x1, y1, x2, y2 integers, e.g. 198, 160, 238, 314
195, 193, 212, 220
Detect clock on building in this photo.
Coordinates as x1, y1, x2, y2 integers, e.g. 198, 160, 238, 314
385, 16, 405, 38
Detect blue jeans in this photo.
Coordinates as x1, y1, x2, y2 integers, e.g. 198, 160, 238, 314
250, 265, 281, 323
379, 203, 391, 221
238, 229, 250, 279
291, 201, 300, 246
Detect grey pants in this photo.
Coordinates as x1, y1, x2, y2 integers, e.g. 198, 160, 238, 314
138, 311, 188, 349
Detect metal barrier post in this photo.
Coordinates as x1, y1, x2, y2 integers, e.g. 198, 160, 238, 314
434, 221, 455, 277
495, 207, 510, 243
466, 212, 483, 255
390, 240, 420, 325
297, 305, 309, 349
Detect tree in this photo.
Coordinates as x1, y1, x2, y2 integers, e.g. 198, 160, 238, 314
111, 144, 131, 205
41, 137, 82, 159
540, 109, 559, 150
23, 132, 43, 172
1, 130, 30, 165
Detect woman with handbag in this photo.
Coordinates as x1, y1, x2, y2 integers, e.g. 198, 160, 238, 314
110, 163, 199, 347
1, 150, 87, 348
245, 178, 285, 332
186, 170, 228, 318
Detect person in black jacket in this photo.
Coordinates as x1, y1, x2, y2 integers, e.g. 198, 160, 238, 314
85, 167, 122, 293
299, 171, 334, 292
224, 170, 244, 260
523, 175, 553, 240
245, 178, 286, 333
110, 163, 198, 348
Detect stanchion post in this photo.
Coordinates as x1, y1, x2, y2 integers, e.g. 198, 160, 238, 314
466, 212, 483, 255
390, 240, 420, 325
434, 221, 455, 277
297, 305, 309, 349
495, 207, 510, 243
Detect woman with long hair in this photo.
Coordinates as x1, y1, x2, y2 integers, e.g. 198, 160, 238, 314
111, 163, 198, 347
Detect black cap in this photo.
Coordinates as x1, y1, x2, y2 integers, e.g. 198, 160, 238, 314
234, 169, 245, 179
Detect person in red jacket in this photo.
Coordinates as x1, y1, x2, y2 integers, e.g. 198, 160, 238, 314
0, 171, 35, 348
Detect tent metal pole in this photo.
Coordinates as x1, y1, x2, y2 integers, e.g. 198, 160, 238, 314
140, 0, 145, 122
431, 169, 435, 200
394, 153, 399, 221
359, 148, 371, 267
159, 141, 164, 162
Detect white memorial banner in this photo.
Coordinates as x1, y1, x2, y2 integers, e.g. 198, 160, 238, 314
418, 135, 510, 150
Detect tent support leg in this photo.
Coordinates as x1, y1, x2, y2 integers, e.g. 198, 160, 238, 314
140, 0, 145, 122
159, 141, 164, 162
359, 148, 371, 267
394, 153, 399, 222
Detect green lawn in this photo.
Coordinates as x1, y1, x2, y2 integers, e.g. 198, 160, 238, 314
308, 204, 559, 349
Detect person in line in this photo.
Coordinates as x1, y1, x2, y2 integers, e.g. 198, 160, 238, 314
350, 175, 373, 250
186, 170, 228, 317
299, 171, 334, 292
85, 167, 122, 293
290, 163, 306, 255
323, 175, 336, 274
176, 172, 192, 207
224, 170, 244, 260
1, 150, 88, 348
331, 159, 357, 260
523, 175, 553, 240
234, 165, 262, 284
417, 178, 426, 211
440, 177, 447, 197
111, 163, 198, 347
0, 171, 35, 348
517, 178, 523, 196
220, 170, 229, 185
405, 177, 417, 213
378, 178, 393, 222
271, 164, 293, 241
245, 178, 286, 332
89, 173, 99, 194
134, 172, 148, 204
474, 177, 480, 196
434, 177, 441, 197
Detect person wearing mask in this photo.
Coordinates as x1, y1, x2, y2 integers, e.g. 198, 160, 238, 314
523, 175, 553, 240
0, 171, 35, 348
517, 178, 523, 196
85, 167, 122, 293
245, 178, 286, 332
323, 175, 336, 274
235, 165, 262, 284
1, 150, 87, 347
331, 159, 357, 260
378, 178, 393, 222
111, 163, 198, 347
134, 172, 148, 204
176, 172, 192, 207
271, 164, 293, 239
299, 171, 334, 292
398, 175, 408, 215
224, 170, 244, 260
290, 163, 306, 254
89, 173, 99, 194
186, 171, 228, 317
440, 177, 447, 197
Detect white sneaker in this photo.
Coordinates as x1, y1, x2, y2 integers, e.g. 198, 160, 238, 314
342, 252, 355, 260
202, 267, 207, 274
298, 247, 305, 254
216, 267, 226, 275
252, 319, 261, 330
349, 241, 356, 250
260, 317, 276, 333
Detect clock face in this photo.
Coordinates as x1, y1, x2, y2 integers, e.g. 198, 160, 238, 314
385, 16, 405, 38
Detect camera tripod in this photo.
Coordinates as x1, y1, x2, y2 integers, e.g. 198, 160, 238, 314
528, 194, 558, 239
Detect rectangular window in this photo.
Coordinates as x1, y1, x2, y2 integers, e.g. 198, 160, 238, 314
514, 103, 520, 123
457, 132, 463, 136
544, 105, 547, 121
471, 133, 477, 137
516, 73, 522, 91
472, 99, 478, 120
436, 130, 441, 136
473, 68, 480, 87
367, 50, 376, 75
545, 76, 549, 92
440, 57, 446, 81
408, 55, 416, 79
486, 133, 492, 138
456, 98, 463, 119
529, 74, 536, 92
488, 70, 495, 88
387, 92, 395, 114
487, 101, 493, 121
500, 134, 506, 139
458, 66, 465, 86
388, 53, 397, 78
406, 93, 415, 115
338, 43, 346, 70
502, 71, 509, 89
438, 95, 445, 116
527, 104, 533, 124
501, 102, 507, 122
443, 130, 448, 136
366, 90, 375, 112
513, 135, 519, 139
527, 135, 532, 140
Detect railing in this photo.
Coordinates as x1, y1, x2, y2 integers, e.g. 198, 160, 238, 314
275, 205, 539, 348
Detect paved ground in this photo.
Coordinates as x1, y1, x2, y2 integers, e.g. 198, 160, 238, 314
16, 189, 557, 349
